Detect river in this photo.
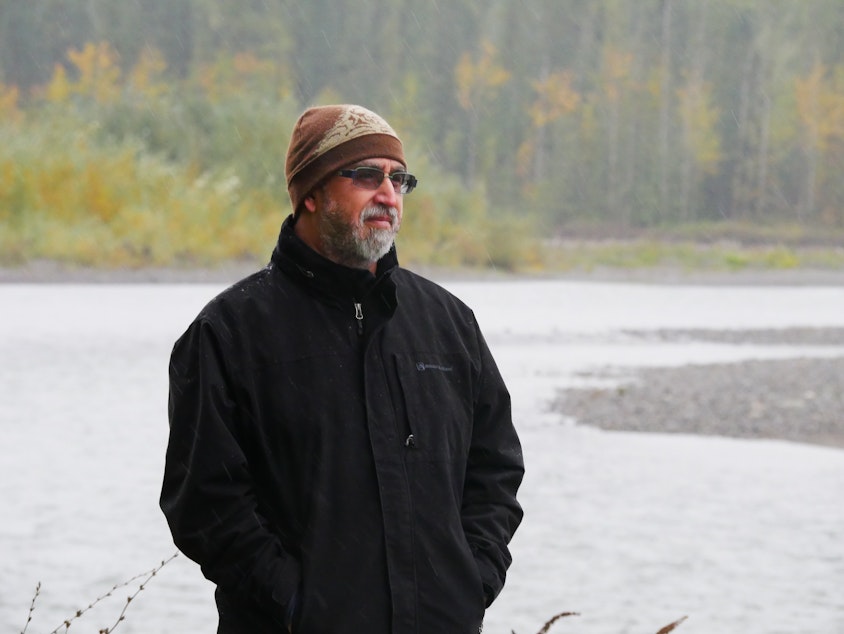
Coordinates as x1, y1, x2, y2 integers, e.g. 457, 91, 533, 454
1, 279, 843, 633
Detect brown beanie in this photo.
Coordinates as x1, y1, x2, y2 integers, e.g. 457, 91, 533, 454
285, 104, 406, 214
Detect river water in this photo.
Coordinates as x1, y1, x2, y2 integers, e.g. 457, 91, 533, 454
1, 279, 843, 634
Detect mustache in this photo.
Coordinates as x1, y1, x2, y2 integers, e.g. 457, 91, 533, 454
360, 205, 398, 226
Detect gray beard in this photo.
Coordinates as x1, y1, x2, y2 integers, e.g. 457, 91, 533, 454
319, 201, 400, 269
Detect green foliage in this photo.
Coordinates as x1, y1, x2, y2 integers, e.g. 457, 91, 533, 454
95, 91, 298, 192
0, 113, 283, 267
0, 91, 543, 270
541, 236, 844, 274
3, 1, 844, 271
398, 155, 534, 270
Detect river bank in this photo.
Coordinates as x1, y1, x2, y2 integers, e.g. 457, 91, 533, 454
3, 258, 844, 286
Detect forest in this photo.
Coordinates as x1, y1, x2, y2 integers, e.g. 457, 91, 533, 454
2, 0, 844, 270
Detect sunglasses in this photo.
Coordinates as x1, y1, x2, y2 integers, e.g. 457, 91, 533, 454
336, 166, 418, 195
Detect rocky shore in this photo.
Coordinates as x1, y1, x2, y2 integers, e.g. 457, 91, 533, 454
553, 328, 844, 449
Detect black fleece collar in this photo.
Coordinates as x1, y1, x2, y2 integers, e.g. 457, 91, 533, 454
270, 215, 398, 302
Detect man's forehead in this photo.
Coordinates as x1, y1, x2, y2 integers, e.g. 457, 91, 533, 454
351, 157, 405, 170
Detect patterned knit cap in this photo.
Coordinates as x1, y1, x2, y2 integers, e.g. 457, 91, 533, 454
285, 104, 406, 214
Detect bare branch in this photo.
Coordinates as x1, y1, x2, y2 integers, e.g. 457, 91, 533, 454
20, 581, 41, 634
535, 611, 580, 633
656, 615, 689, 634
96, 553, 178, 634
47, 553, 178, 634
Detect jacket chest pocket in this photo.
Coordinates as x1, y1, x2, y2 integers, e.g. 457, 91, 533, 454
392, 353, 474, 462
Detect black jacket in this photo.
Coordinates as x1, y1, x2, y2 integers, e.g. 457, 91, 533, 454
161, 217, 524, 633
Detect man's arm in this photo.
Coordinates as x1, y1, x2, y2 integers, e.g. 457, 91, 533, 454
160, 318, 300, 623
461, 322, 525, 607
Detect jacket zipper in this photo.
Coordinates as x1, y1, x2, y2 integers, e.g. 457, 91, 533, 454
356, 299, 415, 450
354, 302, 363, 335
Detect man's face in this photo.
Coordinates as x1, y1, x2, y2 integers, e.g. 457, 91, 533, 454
313, 158, 405, 270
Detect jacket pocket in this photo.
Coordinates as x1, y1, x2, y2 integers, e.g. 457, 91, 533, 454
392, 352, 473, 462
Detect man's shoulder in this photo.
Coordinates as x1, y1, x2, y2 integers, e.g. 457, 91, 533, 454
195, 265, 279, 321
394, 267, 462, 300
393, 267, 476, 319
174, 265, 285, 351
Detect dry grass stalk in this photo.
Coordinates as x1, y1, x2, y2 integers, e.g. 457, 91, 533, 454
513, 611, 688, 634
656, 615, 689, 633
20, 553, 178, 634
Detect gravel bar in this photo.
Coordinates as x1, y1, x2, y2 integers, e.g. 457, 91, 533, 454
553, 330, 844, 449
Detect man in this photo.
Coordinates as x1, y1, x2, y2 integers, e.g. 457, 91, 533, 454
160, 104, 524, 633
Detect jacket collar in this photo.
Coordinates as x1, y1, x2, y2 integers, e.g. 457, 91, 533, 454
270, 215, 398, 302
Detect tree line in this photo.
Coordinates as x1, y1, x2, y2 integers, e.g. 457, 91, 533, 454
2, 0, 844, 237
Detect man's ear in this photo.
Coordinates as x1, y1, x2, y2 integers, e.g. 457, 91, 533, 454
303, 190, 319, 213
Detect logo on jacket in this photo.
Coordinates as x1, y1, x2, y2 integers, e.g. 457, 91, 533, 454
416, 362, 453, 372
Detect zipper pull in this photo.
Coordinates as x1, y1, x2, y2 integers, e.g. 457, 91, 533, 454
354, 302, 363, 335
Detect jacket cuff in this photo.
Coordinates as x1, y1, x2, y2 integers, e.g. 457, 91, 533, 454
266, 558, 302, 624
284, 589, 299, 632
473, 553, 502, 607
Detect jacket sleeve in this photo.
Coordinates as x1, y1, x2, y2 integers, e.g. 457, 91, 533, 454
462, 320, 525, 607
160, 318, 300, 624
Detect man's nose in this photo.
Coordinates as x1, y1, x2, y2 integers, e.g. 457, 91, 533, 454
373, 175, 400, 205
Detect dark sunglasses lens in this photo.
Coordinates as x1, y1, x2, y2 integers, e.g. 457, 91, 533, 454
345, 167, 416, 194
400, 175, 417, 194
388, 173, 409, 192
353, 168, 384, 189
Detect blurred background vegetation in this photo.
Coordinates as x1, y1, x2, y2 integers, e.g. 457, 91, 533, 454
1, 0, 844, 272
